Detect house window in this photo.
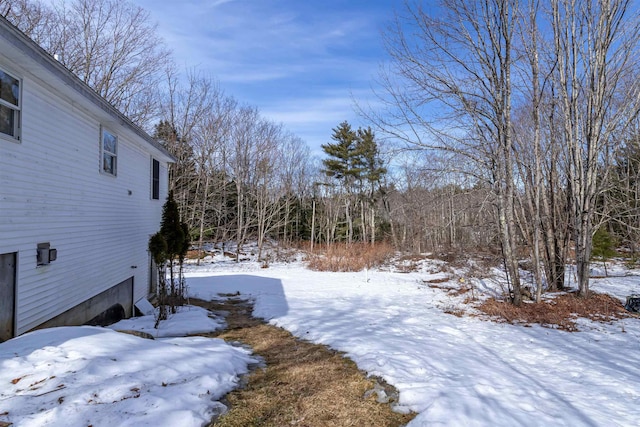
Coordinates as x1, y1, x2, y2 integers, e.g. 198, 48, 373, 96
0, 68, 20, 139
101, 127, 117, 175
151, 158, 160, 200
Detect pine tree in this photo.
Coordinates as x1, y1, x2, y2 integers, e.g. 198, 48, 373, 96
354, 127, 387, 244
355, 127, 387, 196
321, 121, 387, 243
592, 227, 617, 277
321, 121, 361, 189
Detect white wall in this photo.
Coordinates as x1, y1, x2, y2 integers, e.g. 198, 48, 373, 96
0, 58, 169, 334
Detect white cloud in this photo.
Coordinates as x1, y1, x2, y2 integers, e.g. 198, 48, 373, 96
258, 87, 386, 154
132, 0, 392, 152
210, 0, 236, 7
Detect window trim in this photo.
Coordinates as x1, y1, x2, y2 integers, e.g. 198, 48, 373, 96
0, 66, 22, 141
151, 158, 160, 200
100, 126, 118, 176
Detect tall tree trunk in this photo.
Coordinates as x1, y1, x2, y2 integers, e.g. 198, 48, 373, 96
196, 173, 211, 266
310, 198, 316, 252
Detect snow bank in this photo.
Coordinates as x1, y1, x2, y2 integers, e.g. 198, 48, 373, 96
108, 304, 225, 338
0, 321, 256, 426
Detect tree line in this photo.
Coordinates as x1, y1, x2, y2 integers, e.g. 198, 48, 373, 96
6, 0, 640, 306
153, 75, 314, 261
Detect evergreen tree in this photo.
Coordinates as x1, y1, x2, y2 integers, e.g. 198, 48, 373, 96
150, 191, 190, 316
161, 190, 184, 312
355, 127, 387, 195
354, 127, 387, 244
148, 232, 168, 326
322, 122, 386, 192
321, 121, 361, 189
321, 121, 387, 243
592, 227, 618, 277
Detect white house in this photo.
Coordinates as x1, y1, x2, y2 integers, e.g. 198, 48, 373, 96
0, 16, 174, 341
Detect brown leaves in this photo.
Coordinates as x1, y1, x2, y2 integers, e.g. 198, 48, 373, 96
475, 291, 628, 331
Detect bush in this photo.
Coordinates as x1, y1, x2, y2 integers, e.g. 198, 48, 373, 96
592, 227, 617, 260
306, 242, 395, 272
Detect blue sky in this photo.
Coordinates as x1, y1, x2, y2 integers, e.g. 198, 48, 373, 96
133, 0, 396, 154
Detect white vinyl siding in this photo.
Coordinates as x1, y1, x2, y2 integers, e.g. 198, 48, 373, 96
0, 69, 169, 334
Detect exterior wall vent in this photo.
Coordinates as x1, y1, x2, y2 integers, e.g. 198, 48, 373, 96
37, 242, 56, 266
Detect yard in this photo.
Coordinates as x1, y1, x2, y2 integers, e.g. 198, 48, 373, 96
1, 253, 639, 426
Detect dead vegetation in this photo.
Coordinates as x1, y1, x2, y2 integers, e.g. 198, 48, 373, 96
191, 297, 414, 427
415, 254, 631, 332
306, 242, 396, 272
427, 250, 501, 270
426, 279, 474, 296
424, 277, 450, 284
474, 292, 629, 331
392, 254, 432, 273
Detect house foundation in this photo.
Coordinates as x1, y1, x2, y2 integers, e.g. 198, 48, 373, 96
32, 277, 134, 331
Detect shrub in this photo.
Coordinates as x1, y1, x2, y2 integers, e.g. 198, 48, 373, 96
306, 242, 395, 272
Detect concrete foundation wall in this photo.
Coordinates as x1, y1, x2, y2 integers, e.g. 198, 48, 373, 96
33, 277, 133, 331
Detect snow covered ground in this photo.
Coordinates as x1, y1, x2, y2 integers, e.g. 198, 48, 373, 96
0, 306, 257, 427
1, 254, 639, 426
186, 258, 640, 427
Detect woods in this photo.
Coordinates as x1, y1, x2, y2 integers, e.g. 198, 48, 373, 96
372, 0, 640, 303
5, 0, 640, 305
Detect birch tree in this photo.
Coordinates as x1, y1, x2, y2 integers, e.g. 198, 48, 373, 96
550, 0, 640, 296
379, 0, 525, 304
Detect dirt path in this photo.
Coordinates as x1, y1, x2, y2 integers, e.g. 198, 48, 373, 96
191, 296, 415, 427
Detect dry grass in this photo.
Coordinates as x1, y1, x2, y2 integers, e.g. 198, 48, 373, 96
425, 280, 472, 296
186, 249, 206, 259
192, 298, 414, 427
394, 254, 430, 273
425, 250, 497, 266
424, 277, 450, 284
392, 254, 435, 273
306, 242, 396, 272
475, 292, 629, 331
398, 254, 429, 262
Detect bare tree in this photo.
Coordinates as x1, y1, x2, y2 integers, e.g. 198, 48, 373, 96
606, 127, 640, 255
158, 68, 215, 219
377, 0, 525, 303
227, 106, 262, 259
191, 86, 236, 261
252, 121, 284, 260
278, 133, 312, 245
550, 0, 640, 296
1, 0, 56, 43
511, 0, 555, 302
3, 0, 171, 126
